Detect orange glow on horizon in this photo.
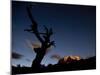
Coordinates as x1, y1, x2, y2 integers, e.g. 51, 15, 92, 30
64, 56, 81, 61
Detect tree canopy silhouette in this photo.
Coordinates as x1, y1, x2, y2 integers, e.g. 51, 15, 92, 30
24, 6, 55, 68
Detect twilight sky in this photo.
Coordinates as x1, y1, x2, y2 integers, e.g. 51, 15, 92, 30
12, 1, 96, 67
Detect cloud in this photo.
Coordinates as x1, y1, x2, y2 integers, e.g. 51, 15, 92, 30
25, 58, 31, 62
51, 54, 61, 60
25, 39, 41, 49
12, 52, 23, 59
25, 39, 53, 54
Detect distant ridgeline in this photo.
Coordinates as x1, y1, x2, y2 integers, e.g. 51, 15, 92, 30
58, 56, 81, 64
51, 55, 81, 64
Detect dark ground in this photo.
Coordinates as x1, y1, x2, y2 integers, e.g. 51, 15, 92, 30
12, 56, 96, 75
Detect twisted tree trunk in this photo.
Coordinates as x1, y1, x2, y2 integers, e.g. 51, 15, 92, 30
31, 49, 45, 68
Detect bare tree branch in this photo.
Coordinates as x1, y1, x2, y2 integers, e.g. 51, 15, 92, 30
25, 6, 44, 43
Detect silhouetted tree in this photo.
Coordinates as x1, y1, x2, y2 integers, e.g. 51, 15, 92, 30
17, 64, 21, 68
25, 6, 55, 68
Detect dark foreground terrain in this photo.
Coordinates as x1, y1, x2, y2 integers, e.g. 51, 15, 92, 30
12, 56, 96, 75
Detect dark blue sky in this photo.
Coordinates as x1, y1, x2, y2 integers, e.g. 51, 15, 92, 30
12, 1, 96, 66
